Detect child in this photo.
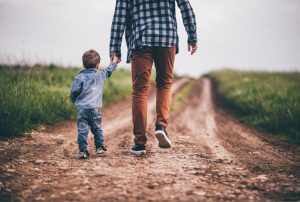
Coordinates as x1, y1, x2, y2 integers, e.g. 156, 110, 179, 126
70, 49, 119, 159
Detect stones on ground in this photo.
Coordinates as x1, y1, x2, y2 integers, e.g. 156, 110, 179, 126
59, 166, 68, 170
218, 172, 227, 176
250, 151, 261, 155
83, 179, 89, 185
3, 141, 9, 146
63, 147, 71, 157
31, 168, 40, 172
6, 169, 16, 173
21, 189, 32, 199
73, 189, 84, 194
77, 169, 86, 175
147, 182, 159, 189
186, 190, 194, 195
56, 136, 65, 145
35, 195, 45, 201
34, 159, 44, 164
17, 159, 28, 164
255, 174, 268, 182
199, 165, 208, 169
194, 190, 206, 196
213, 158, 223, 163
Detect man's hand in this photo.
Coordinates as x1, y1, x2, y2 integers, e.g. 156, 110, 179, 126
188, 43, 197, 55
111, 53, 121, 64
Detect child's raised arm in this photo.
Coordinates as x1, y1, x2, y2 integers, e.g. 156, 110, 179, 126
100, 62, 118, 80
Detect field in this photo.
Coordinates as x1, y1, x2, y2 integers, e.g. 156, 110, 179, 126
0, 65, 132, 138
206, 69, 300, 142
1, 73, 300, 201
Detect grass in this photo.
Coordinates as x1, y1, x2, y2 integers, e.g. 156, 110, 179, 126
0, 64, 132, 138
171, 79, 196, 111
206, 69, 300, 142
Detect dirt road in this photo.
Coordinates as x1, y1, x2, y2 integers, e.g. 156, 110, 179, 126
0, 78, 299, 201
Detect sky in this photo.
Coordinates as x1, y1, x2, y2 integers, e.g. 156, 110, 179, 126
0, 0, 300, 76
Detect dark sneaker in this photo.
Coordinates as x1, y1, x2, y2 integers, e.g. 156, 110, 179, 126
78, 150, 90, 159
96, 145, 108, 155
130, 144, 146, 155
155, 124, 172, 148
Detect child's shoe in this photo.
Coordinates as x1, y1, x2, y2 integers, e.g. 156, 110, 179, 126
96, 145, 108, 155
78, 150, 90, 159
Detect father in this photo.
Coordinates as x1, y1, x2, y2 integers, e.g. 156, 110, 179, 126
109, 0, 197, 155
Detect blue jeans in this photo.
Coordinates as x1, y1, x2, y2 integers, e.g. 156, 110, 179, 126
77, 108, 104, 152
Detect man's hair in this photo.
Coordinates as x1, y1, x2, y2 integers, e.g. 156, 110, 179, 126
82, 49, 101, 69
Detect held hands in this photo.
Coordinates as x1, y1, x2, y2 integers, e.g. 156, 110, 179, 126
111, 53, 121, 64
188, 43, 197, 55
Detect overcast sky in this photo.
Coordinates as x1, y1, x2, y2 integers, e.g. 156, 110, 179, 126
0, 0, 300, 76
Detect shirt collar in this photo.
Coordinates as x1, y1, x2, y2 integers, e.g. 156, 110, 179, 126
78, 68, 97, 74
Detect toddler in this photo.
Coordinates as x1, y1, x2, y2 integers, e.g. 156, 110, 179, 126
70, 49, 119, 159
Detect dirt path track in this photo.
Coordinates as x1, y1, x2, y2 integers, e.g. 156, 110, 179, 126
0, 78, 299, 201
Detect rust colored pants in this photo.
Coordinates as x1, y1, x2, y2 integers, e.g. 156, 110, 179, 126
131, 46, 176, 145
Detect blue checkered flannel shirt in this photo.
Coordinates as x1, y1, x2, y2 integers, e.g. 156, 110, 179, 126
109, 0, 197, 63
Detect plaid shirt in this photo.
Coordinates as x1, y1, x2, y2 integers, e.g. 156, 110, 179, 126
109, 0, 197, 63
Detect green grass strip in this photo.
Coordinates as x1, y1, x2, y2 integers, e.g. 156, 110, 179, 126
206, 69, 300, 143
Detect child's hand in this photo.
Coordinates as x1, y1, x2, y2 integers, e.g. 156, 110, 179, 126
111, 53, 121, 64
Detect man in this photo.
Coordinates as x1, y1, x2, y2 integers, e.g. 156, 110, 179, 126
109, 0, 197, 155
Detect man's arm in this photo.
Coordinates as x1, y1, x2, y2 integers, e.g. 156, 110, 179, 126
176, 0, 198, 54
109, 0, 127, 60
69, 78, 83, 103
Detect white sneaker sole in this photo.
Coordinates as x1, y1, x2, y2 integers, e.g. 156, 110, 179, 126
155, 130, 172, 148
96, 151, 108, 155
130, 149, 147, 156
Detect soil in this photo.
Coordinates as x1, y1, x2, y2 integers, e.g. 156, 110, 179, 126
0, 78, 299, 201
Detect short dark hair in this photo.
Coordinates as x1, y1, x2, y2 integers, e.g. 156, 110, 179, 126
82, 49, 101, 69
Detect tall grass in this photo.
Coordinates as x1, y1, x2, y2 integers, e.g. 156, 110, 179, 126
206, 69, 300, 142
0, 65, 132, 138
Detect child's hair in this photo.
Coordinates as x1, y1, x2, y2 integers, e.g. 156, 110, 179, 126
82, 49, 101, 69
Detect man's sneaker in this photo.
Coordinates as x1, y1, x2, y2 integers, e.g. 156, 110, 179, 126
78, 150, 90, 159
96, 145, 108, 155
130, 144, 146, 155
155, 124, 172, 148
